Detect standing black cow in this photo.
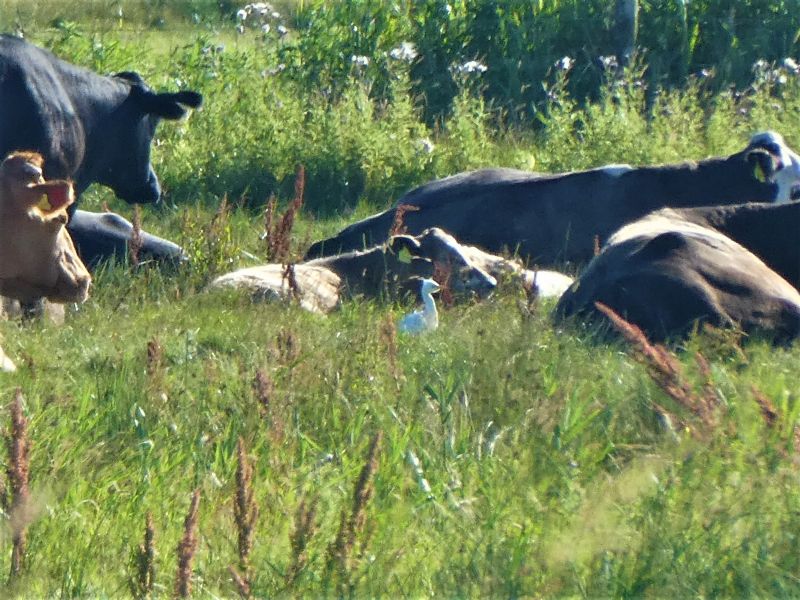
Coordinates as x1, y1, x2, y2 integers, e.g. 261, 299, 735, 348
0, 34, 202, 265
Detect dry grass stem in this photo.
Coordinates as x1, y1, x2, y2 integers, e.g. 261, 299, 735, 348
751, 385, 800, 454
275, 329, 300, 364
432, 261, 454, 308
389, 204, 419, 237
130, 204, 144, 267
379, 315, 400, 382
264, 164, 305, 263
281, 263, 301, 302
7, 388, 30, 580
594, 302, 717, 429
234, 438, 258, 571
286, 494, 319, 585
146, 337, 163, 378
328, 431, 383, 573
132, 512, 156, 599
228, 565, 251, 599
174, 489, 201, 598
253, 368, 274, 419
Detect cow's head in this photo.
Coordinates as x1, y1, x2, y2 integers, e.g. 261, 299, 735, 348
94, 72, 202, 205
389, 227, 497, 297
0, 152, 91, 303
745, 131, 800, 203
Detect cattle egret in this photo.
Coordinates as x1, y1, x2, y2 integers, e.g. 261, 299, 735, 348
398, 278, 440, 334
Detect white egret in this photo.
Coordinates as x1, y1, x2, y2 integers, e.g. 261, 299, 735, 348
398, 278, 440, 334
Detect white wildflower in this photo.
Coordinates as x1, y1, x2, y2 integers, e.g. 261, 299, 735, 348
261, 23, 270, 33
351, 54, 370, 67
456, 59, 487, 74
236, 8, 248, 20
277, 24, 288, 36
417, 138, 435, 154
555, 56, 574, 71
390, 41, 418, 62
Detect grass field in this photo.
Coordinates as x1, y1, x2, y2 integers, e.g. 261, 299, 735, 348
2, 2, 800, 597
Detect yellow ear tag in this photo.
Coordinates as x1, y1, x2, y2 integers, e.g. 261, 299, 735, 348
37, 194, 53, 212
398, 247, 412, 264
753, 161, 767, 183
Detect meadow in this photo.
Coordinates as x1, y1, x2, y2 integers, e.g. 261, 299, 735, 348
1, 1, 800, 597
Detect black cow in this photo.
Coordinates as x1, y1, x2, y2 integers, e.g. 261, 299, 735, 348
0, 34, 202, 265
305, 132, 800, 266
667, 201, 800, 289
554, 210, 800, 343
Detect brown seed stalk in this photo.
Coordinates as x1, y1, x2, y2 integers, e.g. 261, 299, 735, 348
130, 204, 144, 268
132, 512, 156, 599
264, 164, 305, 263
286, 494, 319, 585
174, 489, 201, 598
328, 431, 383, 572
146, 337, 163, 378
594, 302, 716, 429
7, 388, 30, 580
389, 204, 419, 237
228, 565, 251, 599
234, 438, 258, 571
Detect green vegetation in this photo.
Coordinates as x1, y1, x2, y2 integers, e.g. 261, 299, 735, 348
1, 1, 800, 597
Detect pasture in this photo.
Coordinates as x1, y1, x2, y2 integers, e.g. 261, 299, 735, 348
1, 1, 800, 597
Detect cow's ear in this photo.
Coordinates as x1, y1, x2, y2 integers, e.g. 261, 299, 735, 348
746, 147, 780, 182
171, 91, 204, 109
133, 88, 204, 120
389, 235, 422, 256
115, 71, 148, 87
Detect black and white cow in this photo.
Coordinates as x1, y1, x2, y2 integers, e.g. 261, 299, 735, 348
305, 132, 800, 266
0, 34, 202, 265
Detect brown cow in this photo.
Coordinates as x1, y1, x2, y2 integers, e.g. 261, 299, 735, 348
554, 210, 800, 342
0, 152, 91, 303
306, 132, 800, 266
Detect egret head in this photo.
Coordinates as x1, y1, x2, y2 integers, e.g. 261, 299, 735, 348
420, 278, 441, 297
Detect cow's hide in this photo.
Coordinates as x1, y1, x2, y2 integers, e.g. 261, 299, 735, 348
306, 132, 800, 266
554, 212, 800, 342
667, 201, 800, 288
69, 210, 186, 269
210, 264, 341, 314
0, 34, 201, 264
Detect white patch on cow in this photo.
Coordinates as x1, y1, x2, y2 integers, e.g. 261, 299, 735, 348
598, 164, 633, 178
750, 131, 800, 203
524, 270, 575, 298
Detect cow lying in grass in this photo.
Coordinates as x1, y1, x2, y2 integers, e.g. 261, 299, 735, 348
554, 209, 800, 343
0, 152, 92, 371
666, 201, 800, 289
306, 132, 800, 266
211, 227, 572, 313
